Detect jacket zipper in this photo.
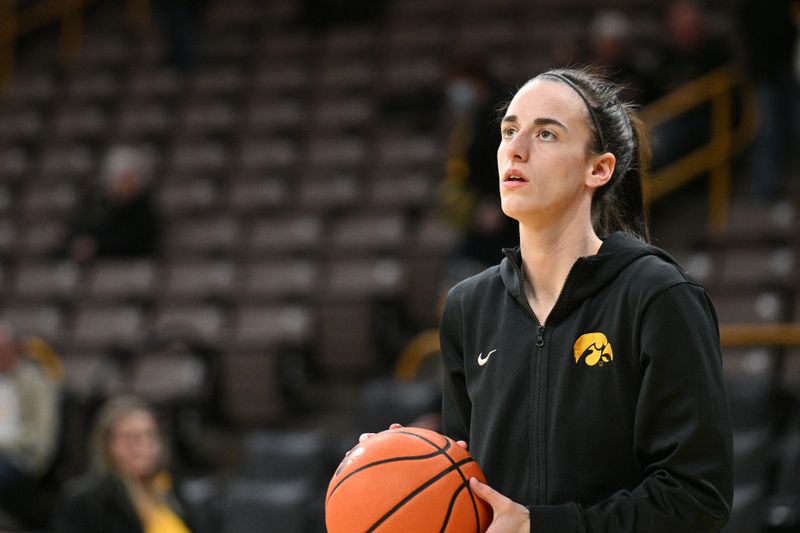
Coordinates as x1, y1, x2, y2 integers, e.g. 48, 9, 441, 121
504, 250, 581, 506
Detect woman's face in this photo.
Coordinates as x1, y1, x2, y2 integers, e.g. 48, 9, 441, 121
497, 79, 599, 225
108, 409, 161, 479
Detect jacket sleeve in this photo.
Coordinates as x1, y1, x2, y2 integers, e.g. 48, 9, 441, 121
440, 289, 471, 443
530, 283, 734, 533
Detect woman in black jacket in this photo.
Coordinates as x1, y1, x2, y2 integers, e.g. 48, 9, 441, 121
438, 67, 733, 532
361, 67, 733, 533
52, 396, 192, 533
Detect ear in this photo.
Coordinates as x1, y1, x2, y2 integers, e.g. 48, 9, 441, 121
586, 152, 616, 190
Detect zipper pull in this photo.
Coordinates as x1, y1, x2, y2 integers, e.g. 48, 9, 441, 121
536, 325, 545, 347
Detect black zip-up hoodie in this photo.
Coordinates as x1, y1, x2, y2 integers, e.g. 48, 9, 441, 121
441, 232, 733, 532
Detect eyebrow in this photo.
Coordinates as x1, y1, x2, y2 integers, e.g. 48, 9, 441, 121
501, 115, 568, 131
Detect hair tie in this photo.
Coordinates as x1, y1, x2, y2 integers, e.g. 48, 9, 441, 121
540, 73, 606, 151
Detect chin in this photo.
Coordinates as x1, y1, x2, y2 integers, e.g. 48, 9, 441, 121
500, 199, 534, 222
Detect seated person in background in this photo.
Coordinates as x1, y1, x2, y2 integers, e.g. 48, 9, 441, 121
584, 11, 657, 105
52, 396, 193, 533
0, 323, 60, 525
66, 145, 161, 263
649, 0, 733, 169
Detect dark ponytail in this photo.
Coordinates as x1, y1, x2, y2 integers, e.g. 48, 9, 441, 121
534, 67, 651, 242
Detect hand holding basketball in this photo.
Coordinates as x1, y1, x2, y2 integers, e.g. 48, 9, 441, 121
356, 423, 468, 449
469, 477, 530, 533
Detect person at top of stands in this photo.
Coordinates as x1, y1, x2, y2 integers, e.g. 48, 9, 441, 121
52, 395, 193, 533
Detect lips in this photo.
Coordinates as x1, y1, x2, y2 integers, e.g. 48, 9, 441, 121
502, 168, 529, 186
503, 168, 528, 182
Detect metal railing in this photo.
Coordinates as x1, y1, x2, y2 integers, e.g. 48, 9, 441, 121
640, 64, 758, 234
0, 0, 100, 89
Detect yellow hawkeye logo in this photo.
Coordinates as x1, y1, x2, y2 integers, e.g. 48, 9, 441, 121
573, 332, 614, 367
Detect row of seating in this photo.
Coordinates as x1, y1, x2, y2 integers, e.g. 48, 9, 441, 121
0, 136, 443, 181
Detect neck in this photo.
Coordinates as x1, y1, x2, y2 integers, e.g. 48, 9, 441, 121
517, 212, 602, 321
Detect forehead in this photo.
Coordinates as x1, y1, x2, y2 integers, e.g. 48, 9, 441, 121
505, 78, 587, 125
113, 410, 157, 432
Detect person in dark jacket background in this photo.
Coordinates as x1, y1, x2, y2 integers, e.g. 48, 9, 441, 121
52, 396, 192, 533
65, 145, 161, 264
437, 67, 733, 532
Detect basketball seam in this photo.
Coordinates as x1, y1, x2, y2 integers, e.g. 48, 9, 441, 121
326, 432, 452, 505
408, 431, 483, 533
440, 453, 482, 533
438, 481, 467, 533
365, 457, 474, 533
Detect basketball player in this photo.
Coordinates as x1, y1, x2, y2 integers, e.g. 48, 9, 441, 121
436, 67, 733, 532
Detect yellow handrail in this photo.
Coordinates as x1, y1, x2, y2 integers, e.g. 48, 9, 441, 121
640, 64, 757, 234
0, 0, 99, 91
719, 324, 800, 348
394, 323, 800, 380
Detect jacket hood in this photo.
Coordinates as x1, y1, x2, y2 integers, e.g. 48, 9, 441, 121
500, 231, 680, 325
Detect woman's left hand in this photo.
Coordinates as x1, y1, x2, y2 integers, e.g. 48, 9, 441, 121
470, 477, 530, 533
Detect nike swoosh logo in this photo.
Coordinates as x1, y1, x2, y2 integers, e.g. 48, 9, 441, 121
477, 349, 497, 367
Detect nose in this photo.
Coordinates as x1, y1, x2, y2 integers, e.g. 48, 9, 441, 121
504, 131, 528, 162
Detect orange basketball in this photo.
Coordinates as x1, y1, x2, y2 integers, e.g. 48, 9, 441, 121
325, 427, 492, 533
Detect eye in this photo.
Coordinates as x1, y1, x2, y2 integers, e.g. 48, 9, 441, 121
501, 126, 517, 139
537, 129, 556, 141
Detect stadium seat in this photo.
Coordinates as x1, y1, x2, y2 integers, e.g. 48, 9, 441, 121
39, 144, 96, 180
222, 478, 312, 533
16, 220, 68, 257
0, 305, 65, 342
239, 259, 318, 301
355, 378, 441, 434
70, 305, 147, 348
53, 105, 109, 141
298, 174, 360, 211
229, 176, 289, 214
60, 352, 124, 399
169, 140, 229, 174
153, 305, 228, 344
65, 70, 121, 103
21, 182, 78, 218
231, 304, 312, 349
129, 351, 209, 403
238, 137, 298, 172
239, 429, 329, 483
221, 350, 285, 424
165, 216, 239, 256
245, 215, 323, 256
87, 260, 158, 301
117, 100, 172, 138
157, 178, 220, 215
11, 261, 81, 301
324, 258, 405, 297
163, 260, 237, 301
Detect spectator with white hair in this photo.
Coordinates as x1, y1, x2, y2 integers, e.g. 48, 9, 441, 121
66, 145, 161, 263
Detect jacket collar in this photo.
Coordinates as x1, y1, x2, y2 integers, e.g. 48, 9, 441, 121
499, 232, 675, 325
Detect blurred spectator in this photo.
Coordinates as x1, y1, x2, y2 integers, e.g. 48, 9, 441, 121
52, 396, 193, 533
653, 0, 731, 92
155, 0, 207, 73
0, 323, 60, 524
65, 145, 161, 264
739, 0, 799, 202
440, 54, 518, 274
585, 11, 657, 105
302, 0, 387, 29
649, 0, 733, 169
